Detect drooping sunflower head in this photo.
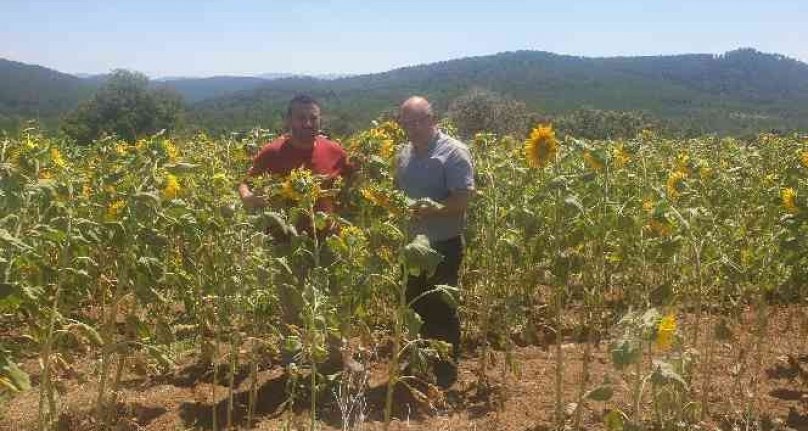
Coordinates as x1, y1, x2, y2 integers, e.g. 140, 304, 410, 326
524, 124, 558, 168
781, 187, 798, 214
655, 313, 677, 351
583, 150, 605, 173
162, 174, 181, 200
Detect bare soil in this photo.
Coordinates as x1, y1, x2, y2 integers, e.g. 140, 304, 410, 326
1, 306, 806, 431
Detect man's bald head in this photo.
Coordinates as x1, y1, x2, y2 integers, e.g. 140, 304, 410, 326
400, 96, 434, 119
399, 96, 438, 146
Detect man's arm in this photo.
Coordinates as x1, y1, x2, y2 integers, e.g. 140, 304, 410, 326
411, 189, 471, 219
239, 181, 267, 210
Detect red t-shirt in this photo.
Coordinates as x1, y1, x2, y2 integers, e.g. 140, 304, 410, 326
248, 134, 348, 180
247, 135, 349, 236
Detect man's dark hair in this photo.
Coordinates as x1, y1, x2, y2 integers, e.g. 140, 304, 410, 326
286, 94, 320, 117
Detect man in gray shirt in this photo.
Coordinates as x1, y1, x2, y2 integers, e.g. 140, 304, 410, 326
395, 96, 474, 388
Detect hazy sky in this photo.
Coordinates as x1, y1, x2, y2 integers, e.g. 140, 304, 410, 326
2, 0, 806, 78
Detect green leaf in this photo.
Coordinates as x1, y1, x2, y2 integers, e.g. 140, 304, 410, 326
651, 360, 688, 388
164, 162, 199, 174
564, 195, 585, 215
586, 385, 614, 401
1, 358, 31, 392
133, 191, 161, 207
0, 229, 32, 251
404, 309, 423, 336
67, 320, 103, 346
604, 409, 625, 431
610, 337, 641, 370
400, 234, 443, 277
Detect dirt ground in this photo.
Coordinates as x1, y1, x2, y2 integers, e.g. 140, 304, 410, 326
1, 306, 806, 431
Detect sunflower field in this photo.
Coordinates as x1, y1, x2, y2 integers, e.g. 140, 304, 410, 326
0, 122, 806, 430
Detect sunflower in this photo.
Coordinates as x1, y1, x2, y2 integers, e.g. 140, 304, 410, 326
379, 139, 396, 159
162, 174, 181, 200
655, 313, 677, 351
666, 171, 687, 199
801, 151, 808, 169
647, 218, 673, 237
524, 124, 558, 168
50, 147, 66, 169
281, 179, 303, 202
280, 168, 320, 203
360, 186, 403, 215
781, 187, 798, 214
106, 200, 126, 221
161, 139, 179, 162
583, 150, 605, 173
612, 143, 630, 168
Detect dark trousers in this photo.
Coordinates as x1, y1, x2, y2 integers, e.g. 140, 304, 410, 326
405, 236, 463, 361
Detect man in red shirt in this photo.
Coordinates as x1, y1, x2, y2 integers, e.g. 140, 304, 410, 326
239, 94, 350, 230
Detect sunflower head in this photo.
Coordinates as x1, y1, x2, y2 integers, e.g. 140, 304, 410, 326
800, 150, 808, 169
613, 143, 631, 168
161, 139, 180, 162
583, 150, 605, 173
162, 174, 181, 200
781, 187, 798, 214
50, 147, 67, 169
106, 200, 126, 221
280, 168, 320, 203
655, 313, 677, 351
524, 124, 558, 168
666, 171, 687, 200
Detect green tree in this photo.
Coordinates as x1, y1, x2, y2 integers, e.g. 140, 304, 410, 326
61, 70, 184, 144
447, 88, 534, 138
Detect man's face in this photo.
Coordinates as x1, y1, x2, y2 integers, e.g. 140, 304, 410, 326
286, 102, 320, 143
398, 109, 435, 144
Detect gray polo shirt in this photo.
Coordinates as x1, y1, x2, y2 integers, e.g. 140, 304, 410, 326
395, 131, 475, 242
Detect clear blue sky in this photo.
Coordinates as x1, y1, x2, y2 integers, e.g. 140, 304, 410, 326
2, 0, 806, 78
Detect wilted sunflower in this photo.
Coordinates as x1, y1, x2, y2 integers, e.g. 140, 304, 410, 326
655, 313, 677, 351
666, 171, 687, 199
781, 187, 798, 214
524, 124, 558, 168
162, 174, 181, 200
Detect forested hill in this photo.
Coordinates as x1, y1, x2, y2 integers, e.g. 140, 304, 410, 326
191, 48, 808, 135
3, 48, 808, 135
0, 58, 92, 130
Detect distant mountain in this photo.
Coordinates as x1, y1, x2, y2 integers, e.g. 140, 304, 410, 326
3, 49, 808, 135
191, 48, 808, 135
152, 76, 272, 103
0, 58, 92, 130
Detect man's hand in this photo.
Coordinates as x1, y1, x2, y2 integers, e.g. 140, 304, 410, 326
239, 183, 267, 210
409, 191, 471, 221
410, 202, 439, 220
